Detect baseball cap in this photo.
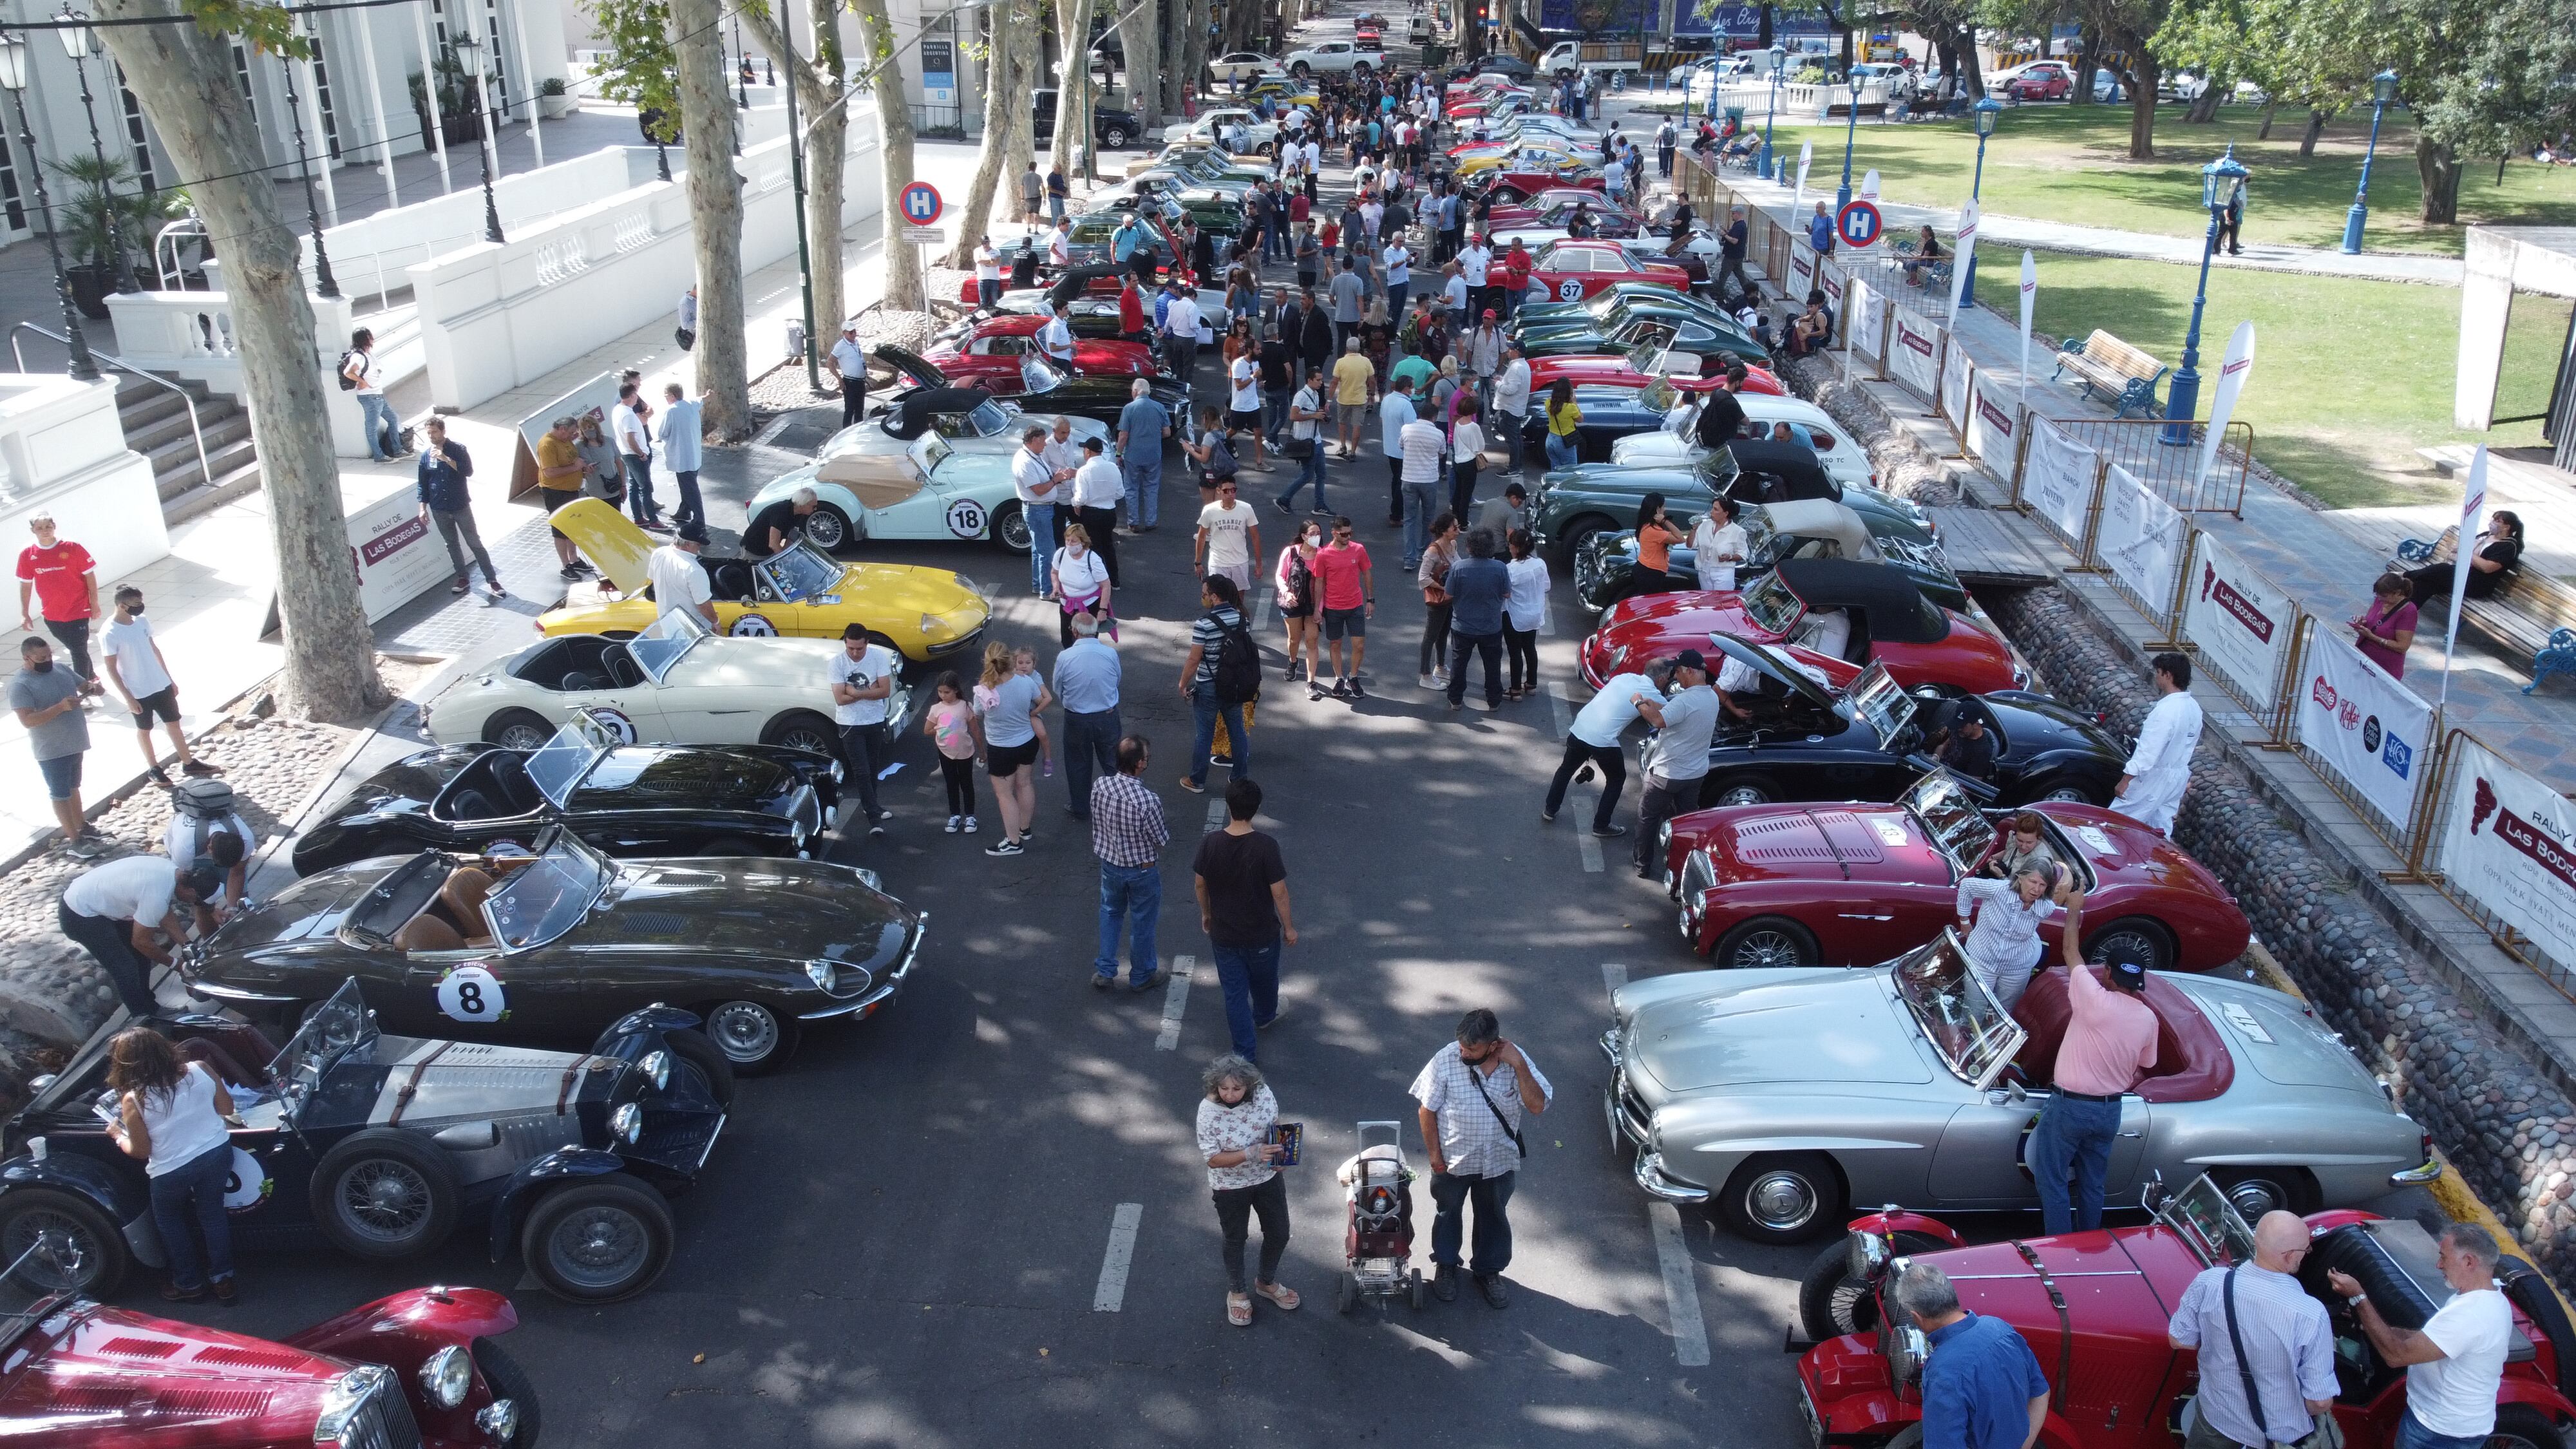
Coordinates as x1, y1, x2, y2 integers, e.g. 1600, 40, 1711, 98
1673, 648, 1707, 672
1482, 308, 1497, 319
2107, 960, 2148, 990
676, 521, 710, 544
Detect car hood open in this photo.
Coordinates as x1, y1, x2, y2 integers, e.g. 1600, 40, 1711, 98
1624, 970, 1932, 1091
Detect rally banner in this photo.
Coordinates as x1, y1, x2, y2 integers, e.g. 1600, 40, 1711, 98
1793, 139, 1814, 208
1788, 243, 1817, 303
1967, 373, 2019, 470
1889, 312, 1940, 397
1946, 198, 1978, 319
2016, 251, 2037, 415
2193, 320, 2255, 491
2293, 629, 2434, 832
2436, 735, 2576, 969
2095, 463, 2187, 620
1938, 336, 1973, 439
2019, 416, 2098, 547
1848, 279, 1886, 370
2439, 447, 2488, 709
2182, 533, 2295, 714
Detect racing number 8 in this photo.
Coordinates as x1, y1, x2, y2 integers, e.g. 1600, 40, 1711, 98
437, 962, 507, 1023
1558, 278, 1584, 300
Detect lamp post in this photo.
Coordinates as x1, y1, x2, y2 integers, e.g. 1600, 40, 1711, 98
451, 32, 506, 243
53, 7, 132, 296
2340, 68, 2398, 255
1834, 66, 1861, 210
734, 14, 750, 111
276, 48, 341, 298
0, 34, 97, 379
2164, 145, 2249, 444
1956, 94, 2002, 307
1758, 41, 1783, 178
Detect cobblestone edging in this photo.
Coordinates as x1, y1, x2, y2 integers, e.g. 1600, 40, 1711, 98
1784, 355, 1965, 507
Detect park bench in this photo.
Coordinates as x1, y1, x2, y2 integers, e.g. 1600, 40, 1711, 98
2050, 329, 2168, 419
1886, 237, 1953, 294
2390, 526, 2576, 692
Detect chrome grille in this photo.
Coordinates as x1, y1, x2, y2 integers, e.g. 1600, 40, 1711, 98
342, 1383, 424, 1449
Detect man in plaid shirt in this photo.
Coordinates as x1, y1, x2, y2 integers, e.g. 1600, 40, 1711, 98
1091, 735, 1170, 992
1412, 1009, 1551, 1308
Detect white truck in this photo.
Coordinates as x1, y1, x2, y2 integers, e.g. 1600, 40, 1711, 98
1539, 39, 1647, 80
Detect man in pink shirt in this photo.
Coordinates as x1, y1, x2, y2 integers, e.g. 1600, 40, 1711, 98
2028, 894, 2160, 1233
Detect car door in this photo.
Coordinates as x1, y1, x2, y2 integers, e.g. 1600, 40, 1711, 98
1927, 1088, 2154, 1207
558, 663, 672, 747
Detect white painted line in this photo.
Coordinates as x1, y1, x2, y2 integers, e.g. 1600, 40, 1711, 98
1155, 954, 1195, 1051
1601, 961, 1627, 999
1251, 588, 1273, 630
1648, 1202, 1712, 1367
1549, 681, 1604, 873
1206, 797, 1229, 832
1547, 679, 1574, 736
1094, 1202, 1144, 1311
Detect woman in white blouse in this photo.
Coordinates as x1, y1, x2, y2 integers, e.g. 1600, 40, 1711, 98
109, 1026, 245, 1302
1955, 862, 2074, 1010
1687, 495, 1748, 593
1196, 1055, 1297, 1326
1502, 528, 1549, 699
1047, 522, 1114, 648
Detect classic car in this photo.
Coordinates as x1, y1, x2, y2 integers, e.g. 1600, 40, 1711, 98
1581, 556, 2025, 696
1162, 106, 1281, 150
1452, 140, 1589, 180
182, 826, 923, 1073
1471, 53, 1539, 82
1513, 307, 1770, 368
427, 606, 861, 759
1574, 495, 1960, 612
881, 342, 1189, 431
1061, 209, 1184, 272
0, 1236, 533, 1446
538, 495, 992, 645
1530, 436, 1857, 562
923, 312, 1162, 384
797, 386, 1110, 470
1206, 52, 1284, 85
0, 976, 730, 1301
1517, 379, 1834, 471
1467, 160, 1607, 205
1601, 930, 2441, 1244
1241, 75, 1320, 109
1665, 759, 2244, 969
985, 265, 1233, 341
1030, 88, 1141, 149
1793, 1175, 2570, 1449
1282, 39, 1375, 75
1482, 190, 1643, 231
1609, 392, 1868, 480
1526, 337, 1785, 402
291, 715, 840, 876
1511, 277, 1732, 330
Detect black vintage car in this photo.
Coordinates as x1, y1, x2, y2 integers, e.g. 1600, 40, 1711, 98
0, 978, 729, 1302
1574, 495, 1964, 612
184, 827, 923, 1074
876, 343, 1186, 429
294, 717, 836, 876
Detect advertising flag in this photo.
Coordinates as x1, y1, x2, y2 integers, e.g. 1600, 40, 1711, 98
2017, 250, 2036, 415
1946, 198, 1979, 319
2440, 447, 2489, 708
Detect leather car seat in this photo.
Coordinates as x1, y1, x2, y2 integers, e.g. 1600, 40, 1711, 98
394, 913, 466, 953
448, 789, 500, 821
439, 867, 497, 946
488, 753, 541, 813
560, 670, 603, 693
605, 646, 645, 689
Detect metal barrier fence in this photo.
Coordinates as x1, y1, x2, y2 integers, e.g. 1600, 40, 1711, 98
2043, 415, 2252, 518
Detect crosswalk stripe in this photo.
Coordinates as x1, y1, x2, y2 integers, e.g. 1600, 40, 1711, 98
1155, 954, 1195, 1051
1549, 681, 1603, 872
1094, 1203, 1144, 1311
1649, 1202, 1712, 1366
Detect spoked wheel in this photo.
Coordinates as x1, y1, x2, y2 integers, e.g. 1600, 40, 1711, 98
0, 1189, 128, 1296
1797, 1231, 1943, 1341
1710, 916, 1819, 970
520, 1176, 675, 1303
486, 710, 554, 753
2485, 1404, 2561, 1449
799, 505, 852, 551
310, 1130, 460, 1259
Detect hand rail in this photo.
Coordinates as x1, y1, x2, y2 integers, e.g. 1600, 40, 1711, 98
10, 323, 214, 498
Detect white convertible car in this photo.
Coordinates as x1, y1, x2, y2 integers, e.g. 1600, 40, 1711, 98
1612, 393, 1879, 491
422, 608, 876, 758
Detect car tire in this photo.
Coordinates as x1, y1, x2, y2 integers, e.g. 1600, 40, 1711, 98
800, 504, 853, 552
520, 1175, 675, 1303
1710, 916, 1819, 970
2210, 1167, 2316, 1220
2486, 1405, 2561, 1449
760, 710, 838, 756
1796, 1230, 1944, 1341
0, 1187, 130, 1296
1881, 1427, 1925, 1449
1291, 61, 1309, 78
1715, 1152, 1844, 1245
992, 500, 1034, 554
1705, 774, 1781, 808
1555, 513, 1617, 567
484, 709, 555, 753
2031, 777, 2105, 806
311, 1128, 463, 1260
470, 1338, 544, 1448
2081, 916, 2174, 974
665, 1027, 737, 1110
1103, 124, 1130, 148
700, 999, 800, 1074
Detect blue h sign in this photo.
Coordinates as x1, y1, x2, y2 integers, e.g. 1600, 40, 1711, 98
899, 182, 943, 225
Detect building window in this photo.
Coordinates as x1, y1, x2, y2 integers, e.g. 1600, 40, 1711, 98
482, 0, 511, 119
0, 132, 26, 232
232, 41, 257, 128
115, 62, 157, 191
307, 22, 343, 160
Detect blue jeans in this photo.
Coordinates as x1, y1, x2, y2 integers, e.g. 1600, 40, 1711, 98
1544, 431, 1578, 470
1189, 681, 1249, 786
1278, 443, 1328, 509
621, 455, 659, 523
1126, 458, 1162, 528
357, 393, 401, 460
1386, 281, 1408, 319
1212, 938, 1281, 1059
670, 469, 703, 533
1429, 1169, 1516, 1275
1025, 502, 1056, 592
149, 1141, 236, 1291
1400, 476, 1437, 565
1264, 393, 1290, 444
2396, 1411, 2489, 1449
2029, 1093, 2122, 1233
1094, 861, 1160, 985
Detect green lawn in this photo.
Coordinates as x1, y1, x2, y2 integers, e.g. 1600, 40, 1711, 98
1978, 244, 2570, 508
1754, 106, 2576, 254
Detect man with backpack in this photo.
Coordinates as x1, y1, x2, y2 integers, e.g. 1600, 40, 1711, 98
162, 775, 254, 931
1177, 574, 1258, 793
339, 327, 406, 463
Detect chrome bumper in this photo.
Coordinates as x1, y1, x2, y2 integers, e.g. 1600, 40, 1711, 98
799, 916, 926, 1022
1601, 1027, 1711, 1204
2390, 1158, 2443, 1186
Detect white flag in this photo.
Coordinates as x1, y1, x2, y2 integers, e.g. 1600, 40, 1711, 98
1793, 139, 1814, 209
2017, 251, 2036, 417
2194, 320, 2257, 490
1946, 198, 1979, 319
1860, 167, 1880, 202
2439, 447, 2488, 709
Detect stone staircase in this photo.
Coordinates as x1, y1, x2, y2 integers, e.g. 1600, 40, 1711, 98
115, 374, 260, 526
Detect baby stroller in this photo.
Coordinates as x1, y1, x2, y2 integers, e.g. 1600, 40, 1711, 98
1334, 1121, 1426, 1312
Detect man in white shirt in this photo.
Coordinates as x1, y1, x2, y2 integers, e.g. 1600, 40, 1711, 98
1456, 236, 1493, 317
831, 320, 869, 426
1546, 670, 1655, 834
2329, 1222, 2515, 1448
829, 622, 899, 836
1041, 415, 1086, 556
1038, 301, 1078, 366
59, 853, 215, 1017
1046, 219, 1074, 270
100, 585, 214, 786
1412, 1007, 1551, 1307
1012, 425, 1063, 596
1226, 349, 1265, 472
1160, 289, 1203, 397
1070, 437, 1126, 583
1632, 650, 1720, 878
2112, 651, 2204, 835
1381, 236, 1413, 318
1194, 477, 1263, 597
1398, 413, 1445, 571
974, 236, 1003, 307
612, 383, 661, 528
647, 523, 717, 625
1491, 341, 1532, 477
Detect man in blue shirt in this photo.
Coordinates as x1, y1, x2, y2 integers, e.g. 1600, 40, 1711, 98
1378, 377, 1417, 531
1443, 527, 1511, 710
656, 383, 705, 535
1115, 378, 1173, 533
1052, 612, 1122, 817
1899, 1263, 2050, 1449
415, 419, 504, 602
1808, 200, 1838, 255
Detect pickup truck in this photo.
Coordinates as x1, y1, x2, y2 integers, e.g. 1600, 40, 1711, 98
1282, 40, 1378, 77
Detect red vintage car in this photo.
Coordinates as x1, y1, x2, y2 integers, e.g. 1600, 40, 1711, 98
1794, 1173, 2576, 1449
1526, 347, 1788, 396
1483, 188, 1643, 229
1526, 238, 1691, 302
1475, 164, 1605, 204
923, 312, 1162, 383
1664, 767, 2249, 972
1580, 557, 2024, 695
0, 1238, 534, 1446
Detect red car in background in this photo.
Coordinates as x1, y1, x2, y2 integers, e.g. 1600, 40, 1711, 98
1482, 187, 1643, 229
1476, 164, 1605, 204
923, 312, 1162, 385
1525, 239, 1688, 301
1580, 558, 2023, 695
1999, 59, 2076, 99
1795, 1173, 2576, 1449
1526, 346, 1787, 397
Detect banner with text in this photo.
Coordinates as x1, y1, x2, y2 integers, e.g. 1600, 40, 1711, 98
2436, 735, 2576, 970
2293, 629, 2434, 832
2096, 463, 2188, 621
1967, 374, 2020, 471
1889, 312, 1940, 397
1816, 256, 1846, 339
2019, 415, 2098, 547
1938, 336, 1972, 440
1849, 279, 1886, 370
1788, 243, 1817, 304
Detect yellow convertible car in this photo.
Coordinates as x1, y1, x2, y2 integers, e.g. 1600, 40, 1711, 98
1454, 142, 1588, 178
539, 498, 991, 663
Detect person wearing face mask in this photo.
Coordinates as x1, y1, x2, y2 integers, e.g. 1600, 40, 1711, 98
1274, 520, 1322, 684
1049, 520, 1115, 649
12, 636, 105, 857
100, 587, 218, 787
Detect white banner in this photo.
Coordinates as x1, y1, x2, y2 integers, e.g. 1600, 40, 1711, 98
1816, 256, 1845, 319
2439, 447, 2488, 708
2183, 533, 2295, 714
1889, 313, 1940, 397
2017, 251, 2036, 415
2193, 319, 2255, 490
1793, 139, 1814, 209
1849, 279, 1886, 368
1788, 243, 1817, 303
2096, 464, 2186, 617
2020, 416, 2098, 546
1938, 336, 1972, 435
1947, 197, 1978, 319
345, 478, 453, 623
1967, 374, 2019, 469
2294, 629, 2434, 830
2436, 735, 2576, 969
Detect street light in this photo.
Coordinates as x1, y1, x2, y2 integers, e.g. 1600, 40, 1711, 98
450, 32, 506, 243
2340, 68, 2398, 255
1956, 95, 2002, 307
53, 7, 133, 296
1759, 42, 1783, 178
1835, 66, 1861, 211
0, 33, 99, 379
2164, 144, 2249, 444
276, 46, 341, 298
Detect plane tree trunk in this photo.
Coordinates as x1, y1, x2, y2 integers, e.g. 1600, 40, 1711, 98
674, 0, 752, 437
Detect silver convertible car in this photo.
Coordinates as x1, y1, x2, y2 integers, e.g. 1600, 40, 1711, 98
1602, 933, 2439, 1245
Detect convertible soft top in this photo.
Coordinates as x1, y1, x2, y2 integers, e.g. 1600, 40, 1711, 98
1045, 264, 1129, 308
1774, 557, 1948, 643
881, 387, 996, 441
1724, 439, 1841, 506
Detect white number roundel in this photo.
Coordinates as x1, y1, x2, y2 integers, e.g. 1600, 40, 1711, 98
1558, 278, 1583, 300
589, 706, 639, 744
437, 963, 507, 1023
945, 497, 989, 539
222, 1146, 272, 1212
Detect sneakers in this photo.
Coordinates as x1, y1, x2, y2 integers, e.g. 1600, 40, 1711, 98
869, 821, 887, 838
1310, 681, 1328, 701
985, 839, 1025, 857
145, 766, 173, 787
945, 815, 961, 834
1178, 777, 1205, 793
1347, 679, 1367, 699
1329, 679, 1349, 699
560, 564, 586, 581
60, 831, 109, 860
181, 759, 220, 777
1418, 672, 1439, 690
1285, 661, 1306, 682
1092, 972, 1115, 992
1591, 823, 1629, 838
1430, 1267, 1460, 1303
1476, 1273, 1509, 1309
962, 815, 980, 834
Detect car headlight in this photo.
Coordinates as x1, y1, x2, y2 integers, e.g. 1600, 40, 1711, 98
921, 611, 943, 634
805, 958, 835, 991
476, 1399, 520, 1441
1883, 1321, 1929, 1384
638, 1050, 671, 1091
418, 1345, 473, 1410
1846, 1227, 1888, 1281
611, 1102, 643, 1143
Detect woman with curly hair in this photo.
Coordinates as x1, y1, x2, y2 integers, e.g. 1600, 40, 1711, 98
1196, 1054, 1296, 1327
108, 1025, 243, 1302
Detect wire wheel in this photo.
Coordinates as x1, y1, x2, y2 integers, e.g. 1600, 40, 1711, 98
336, 1159, 433, 1245
546, 1202, 650, 1290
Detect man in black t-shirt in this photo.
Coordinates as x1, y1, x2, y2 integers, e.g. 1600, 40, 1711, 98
1716, 206, 1753, 305
747, 489, 818, 558
1691, 376, 1747, 451
1193, 777, 1295, 1061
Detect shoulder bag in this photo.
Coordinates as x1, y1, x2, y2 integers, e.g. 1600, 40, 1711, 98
2221, 1266, 2342, 1449
1465, 1059, 1527, 1160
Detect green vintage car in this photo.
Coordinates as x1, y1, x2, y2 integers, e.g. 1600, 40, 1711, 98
1514, 309, 1771, 369
1570, 495, 1964, 613
1511, 282, 1743, 335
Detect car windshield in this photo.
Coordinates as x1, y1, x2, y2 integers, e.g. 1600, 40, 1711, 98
2158, 1173, 2258, 1267
1019, 356, 1068, 395
1903, 770, 1992, 870
268, 978, 377, 1128
1846, 663, 1917, 750
482, 831, 612, 952
522, 724, 607, 811
1889, 933, 2024, 1089
627, 606, 709, 685
1739, 569, 1805, 634
1624, 334, 1679, 376
761, 542, 844, 603
1688, 444, 1743, 495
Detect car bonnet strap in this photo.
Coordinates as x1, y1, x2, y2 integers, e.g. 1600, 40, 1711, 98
2010, 1238, 2072, 1414
386, 1041, 455, 1127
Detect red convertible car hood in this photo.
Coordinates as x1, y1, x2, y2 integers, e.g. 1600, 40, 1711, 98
1699, 805, 1953, 888
1, 1300, 351, 1443
1582, 597, 1859, 684
1909, 1226, 2195, 1351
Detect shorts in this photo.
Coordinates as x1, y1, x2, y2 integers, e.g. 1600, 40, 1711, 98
37, 752, 81, 802
1322, 606, 1367, 639
1228, 409, 1261, 433
1280, 599, 1314, 620
541, 486, 580, 540
987, 740, 1039, 777
129, 685, 179, 730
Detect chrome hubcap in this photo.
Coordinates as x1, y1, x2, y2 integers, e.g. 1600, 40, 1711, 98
2223, 1178, 2286, 1219
2043, 786, 2091, 803
1718, 786, 1766, 807
549, 1205, 647, 1289
708, 1001, 780, 1063
1745, 1171, 1819, 1232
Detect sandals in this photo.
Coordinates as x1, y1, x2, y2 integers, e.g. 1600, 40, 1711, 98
1227, 1292, 1253, 1327
1254, 1281, 1301, 1311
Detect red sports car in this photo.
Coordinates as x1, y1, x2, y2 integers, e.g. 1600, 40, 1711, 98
1526, 239, 1689, 302
923, 312, 1162, 383
1797, 1173, 2576, 1449
1483, 187, 1642, 227
1580, 557, 2022, 694
1477, 164, 1605, 204
1664, 767, 2249, 972
1526, 345, 1788, 397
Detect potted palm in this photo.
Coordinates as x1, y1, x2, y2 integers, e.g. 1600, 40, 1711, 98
538, 75, 577, 118
48, 153, 175, 316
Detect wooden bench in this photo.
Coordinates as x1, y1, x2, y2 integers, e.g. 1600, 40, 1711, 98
2390, 525, 2576, 693
2051, 329, 2168, 419
1886, 238, 1953, 294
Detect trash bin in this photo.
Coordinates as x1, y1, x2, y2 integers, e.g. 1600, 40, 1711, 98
1723, 105, 1745, 127
785, 319, 808, 363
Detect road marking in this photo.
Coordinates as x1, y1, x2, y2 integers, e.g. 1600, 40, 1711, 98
1548, 681, 1603, 873
1094, 1202, 1144, 1311
1602, 961, 1627, 999
1155, 954, 1195, 1050
1206, 797, 1229, 831
1648, 1202, 1712, 1366
1251, 587, 1273, 630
